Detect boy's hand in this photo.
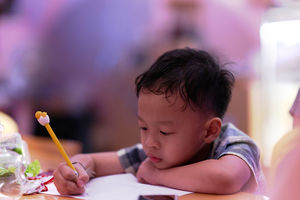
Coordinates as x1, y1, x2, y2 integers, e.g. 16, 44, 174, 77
53, 162, 89, 195
136, 158, 159, 185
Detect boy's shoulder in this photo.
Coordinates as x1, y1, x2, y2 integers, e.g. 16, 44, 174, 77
218, 123, 256, 144
211, 122, 259, 160
220, 123, 247, 136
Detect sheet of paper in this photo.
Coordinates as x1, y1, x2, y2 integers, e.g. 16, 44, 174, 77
43, 173, 191, 200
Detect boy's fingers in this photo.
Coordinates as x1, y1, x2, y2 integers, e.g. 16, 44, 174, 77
78, 172, 89, 184
55, 179, 85, 195
137, 177, 147, 184
61, 165, 78, 181
55, 162, 78, 182
54, 168, 84, 195
77, 179, 85, 188
73, 163, 90, 185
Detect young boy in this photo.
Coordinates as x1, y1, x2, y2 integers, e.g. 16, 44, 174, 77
53, 48, 264, 195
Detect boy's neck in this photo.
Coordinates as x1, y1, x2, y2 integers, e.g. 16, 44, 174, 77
184, 143, 213, 165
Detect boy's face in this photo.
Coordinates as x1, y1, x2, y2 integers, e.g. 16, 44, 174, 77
138, 91, 209, 169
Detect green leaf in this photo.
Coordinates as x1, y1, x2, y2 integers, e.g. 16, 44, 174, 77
12, 147, 23, 155
25, 160, 40, 177
0, 167, 16, 177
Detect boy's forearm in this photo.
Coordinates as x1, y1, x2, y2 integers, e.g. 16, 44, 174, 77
155, 160, 232, 194
71, 152, 125, 177
70, 153, 95, 173
92, 152, 125, 176
155, 157, 251, 194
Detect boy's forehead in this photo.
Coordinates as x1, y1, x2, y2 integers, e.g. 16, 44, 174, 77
138, 92, 209, 125
137, 114, 175, 125
139, 91, 182, 107
138, 91, 203, 114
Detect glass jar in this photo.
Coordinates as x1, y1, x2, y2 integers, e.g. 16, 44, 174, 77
0, 123, 25, 200
0, 132, 31, 166
0, 148, 24, 200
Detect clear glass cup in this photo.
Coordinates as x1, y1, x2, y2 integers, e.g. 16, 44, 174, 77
0, 148, 24, 200
0, 132, 31, 165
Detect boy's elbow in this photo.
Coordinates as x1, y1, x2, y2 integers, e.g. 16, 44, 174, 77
217, 176, 243, 194
195, 172, 244, 194
208, 171, 246, 194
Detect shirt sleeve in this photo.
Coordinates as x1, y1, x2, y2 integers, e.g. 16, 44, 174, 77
117, 143, 147, 174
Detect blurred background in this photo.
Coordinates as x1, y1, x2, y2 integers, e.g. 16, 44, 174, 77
0, 0, 300, 175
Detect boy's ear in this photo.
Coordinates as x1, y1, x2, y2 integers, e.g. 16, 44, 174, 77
203, 117, 222, 143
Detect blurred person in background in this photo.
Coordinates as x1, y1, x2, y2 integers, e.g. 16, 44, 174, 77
0, 0, 79, 134
0, 0, 43, 135
1, 0, 151, 152
0, 0, 94, 148
270, 88, 300, 199
192, 0, 273, 76
28, 0, 151, 152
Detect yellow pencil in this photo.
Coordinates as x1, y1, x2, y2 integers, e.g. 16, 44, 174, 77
35, 111, 78, 176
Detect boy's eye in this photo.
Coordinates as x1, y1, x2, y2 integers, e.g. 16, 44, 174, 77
140, 127, 148, 131
160, 131, 168, 135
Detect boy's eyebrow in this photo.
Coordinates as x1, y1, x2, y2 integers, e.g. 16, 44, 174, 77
158, 120, 174, 125
137, 115, 174, 125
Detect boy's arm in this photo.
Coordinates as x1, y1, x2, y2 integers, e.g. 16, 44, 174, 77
136, 155, 251, 194
71, 152, 125, 177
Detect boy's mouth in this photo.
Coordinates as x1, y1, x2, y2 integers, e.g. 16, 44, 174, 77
148, 155, 162, 163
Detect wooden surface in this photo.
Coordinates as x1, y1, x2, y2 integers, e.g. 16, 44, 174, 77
179, 192, 266, 200
21, 192, 267, 200
21, 193, 77, 200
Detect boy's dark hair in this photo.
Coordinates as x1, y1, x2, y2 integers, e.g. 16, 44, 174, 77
135, 47, 235, 119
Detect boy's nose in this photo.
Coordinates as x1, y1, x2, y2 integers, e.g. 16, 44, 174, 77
144, 134, 160, 150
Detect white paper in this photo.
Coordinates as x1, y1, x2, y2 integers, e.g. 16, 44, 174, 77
43, 173, 191, 200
